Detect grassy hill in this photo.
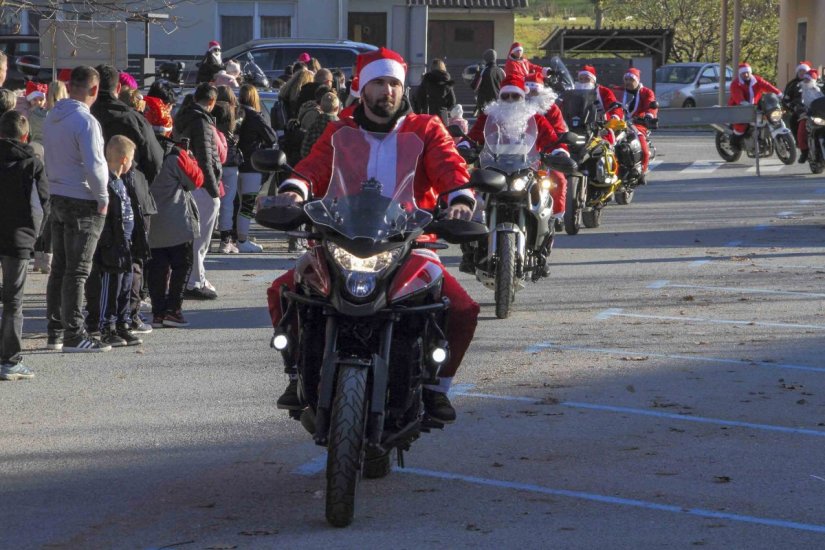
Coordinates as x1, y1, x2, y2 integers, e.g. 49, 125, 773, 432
514, 11, 595, 55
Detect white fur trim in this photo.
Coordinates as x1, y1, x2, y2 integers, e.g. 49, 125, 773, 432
359, 58, 406, 88
738, 65, 751, 75
26, 91, 45, 102
510, 46, 524, 54
624, 72, 640, 82
797, 63, 812, 73
579, 69, 596, 81
499, 85, 525, 97
551, 148, 570, 156
279, 178, 309, 200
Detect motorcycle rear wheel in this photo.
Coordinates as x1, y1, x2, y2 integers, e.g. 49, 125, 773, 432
810, 160, 825, 174
615, 189, 634, 205
774, 133, 797, 165
325, 365, 368, 528
564, 177, 582, 235
582, 208, 601, 228
715, 131, 742, 162
495, 232, 516, 319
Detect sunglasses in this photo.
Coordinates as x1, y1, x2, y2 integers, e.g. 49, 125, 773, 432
500, 93, 523, 101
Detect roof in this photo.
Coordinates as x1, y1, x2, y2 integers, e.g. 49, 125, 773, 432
539, 27, 673, 65
407, 0, 528, 8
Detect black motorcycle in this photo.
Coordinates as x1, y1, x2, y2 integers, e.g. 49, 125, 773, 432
804, 96, 825, 174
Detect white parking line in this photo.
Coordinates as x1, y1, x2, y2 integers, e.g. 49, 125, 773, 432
689, 260, 711, 267
646, 280, 825, 298
595, 308, 825, 330
647, 159, 663, 171
746, 160, 786, 173
681, 160, 726, 174
526, 342, 825, 373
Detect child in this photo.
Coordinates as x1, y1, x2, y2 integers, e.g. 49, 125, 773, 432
300, 91, 339, 159
0, 111, 48, 380
24, 81, 48, 143
84, 135, 144, 347
144, 98, 205, 328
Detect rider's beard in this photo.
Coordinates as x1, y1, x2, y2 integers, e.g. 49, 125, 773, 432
484, 98, 538, 141
575, 81, 595, 90
527, 88, 557, 114
365, 94, 400, 118
211, 52, 222, 65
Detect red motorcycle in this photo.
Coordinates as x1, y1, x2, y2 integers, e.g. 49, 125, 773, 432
253, 127, 502, 527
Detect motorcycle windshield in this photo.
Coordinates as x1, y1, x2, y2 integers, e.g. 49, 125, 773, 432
559, 89, 598, 131
480, 114, 539, 171
304, 126, 433, 242
547, 56, 574, 91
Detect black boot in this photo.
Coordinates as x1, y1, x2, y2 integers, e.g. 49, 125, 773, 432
276, 377, 302, 410
459, 246, 475, 274
730, 133, 743, 149
799, 150, 809, 164
422, 389, 456, 423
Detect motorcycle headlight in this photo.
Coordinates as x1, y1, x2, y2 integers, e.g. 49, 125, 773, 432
511, 177, 528, 191
768, 109, 782, 123
345, 272, 378, 298
540, 176, 553, 190
327, 242, 401, 273
812, 117, 825, 126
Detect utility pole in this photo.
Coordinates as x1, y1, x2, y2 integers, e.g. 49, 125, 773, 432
731, 0, 742, 70
719, 0, 728, 105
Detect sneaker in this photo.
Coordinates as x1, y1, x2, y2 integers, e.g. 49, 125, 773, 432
277, 378, 302, 410
151, 314, 166, 328
0, 363, 35, 381
47, 334, 63, 351
203, 279, 216, 292
184, 286, 218, 300
139, 298, 152, 311
219, 239, 234, 254
131, 319, 153, 334
162, 310, 190, 327
62, 335, 112, 353
116, 326, 143, 346
230, 241, 240, 253
88, 330, 102, 339
422, 389, 457, 423
237, 239, 263, 253
100, 329, 127, 348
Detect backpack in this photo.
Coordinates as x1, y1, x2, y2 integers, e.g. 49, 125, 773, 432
281, 118, 306, 165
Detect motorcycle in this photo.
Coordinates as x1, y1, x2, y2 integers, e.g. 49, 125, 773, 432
558, 89, 624, 231
803, 96, 825, 174
612, 107, 659, 205
251, 127, 499, 527
238, 51, 270, 89
454, 114, 575, 318
714, 92, 797, 165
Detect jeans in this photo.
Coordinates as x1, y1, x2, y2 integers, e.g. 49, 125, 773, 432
147, 243, 193, 315
237, 172, 262, 239
187, 189, 219, 289
46, 196, 105, 340
218, 166, 239, 232
0, 256, 28, 365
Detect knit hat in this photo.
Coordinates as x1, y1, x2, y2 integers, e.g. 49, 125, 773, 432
225, 60, 241, 77
499, 74, 526, 97
525, 71, 544, 90
797, 61, 812, 74
738, 62, 751, 76
297, 52, 311, 64
482, 49, 497, 64
624, 68, 641, 83
144, 96, 173, 136
119, 72, 137, 90
579, 65, 597, 81
25, 81, 47, 102
357, 47, 407, 88
509, 42, 524, 58
208, 40, 221, 52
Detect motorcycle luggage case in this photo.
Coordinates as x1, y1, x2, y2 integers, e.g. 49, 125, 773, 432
810, 97, 825, 118
615, 138, 642, 167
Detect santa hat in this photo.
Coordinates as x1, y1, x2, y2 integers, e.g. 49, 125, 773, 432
579, 65, 597, 81
525, 71, 544, 90
499, 74, 526, 97
143, 96, 173, 136
804, 69, 819, 81
624, 68, 641, 83
208, 40, 221, 52
509, 42, 524, 57
738, 63, 751, 75
357, 47, 407, 88
25, 81, 47, 102
797, 61, 812, 74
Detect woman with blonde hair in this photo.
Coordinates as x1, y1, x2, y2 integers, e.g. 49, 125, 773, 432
46, 80, 68, 110
279, 68, 313, 119
236, 84, 278, 252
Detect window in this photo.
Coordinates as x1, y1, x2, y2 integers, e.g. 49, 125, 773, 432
221, 16, 253, 50
797, 21, 807, 64
700, 66, 718, 83
250, 49, 276, 70
454, 28, 474, 42
261, 16, 290, 38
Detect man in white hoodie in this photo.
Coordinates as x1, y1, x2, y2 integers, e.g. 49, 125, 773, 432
43, 66, 112, 352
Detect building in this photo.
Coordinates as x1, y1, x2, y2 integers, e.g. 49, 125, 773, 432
777, 0, 825, 85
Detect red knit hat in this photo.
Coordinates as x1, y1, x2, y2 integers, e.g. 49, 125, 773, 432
738, 62, 751, 75
499, 74, 526, 97
25, 81, 47, 102
579, 65, 597, 81
624, 68, 641, 83
143, 96, 173, 136
509, 42, 524, 57
357, 47, 407, 88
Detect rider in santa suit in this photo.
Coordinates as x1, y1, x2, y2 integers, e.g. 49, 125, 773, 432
268, 47, 479, 424
621, 67, 657, 183
728, 62, 781, 148
504, 42, 546, 80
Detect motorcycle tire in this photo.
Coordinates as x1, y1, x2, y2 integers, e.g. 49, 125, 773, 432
325, 365, 368, 528
715, 131, 742, 163
774, 134, 797, 165
495, 232, 517, 319
615, 189, 634, 205
582, 208, 601, 228
564, 177, 582, 235
363, 449, 392, 479
810, 160, 825, 174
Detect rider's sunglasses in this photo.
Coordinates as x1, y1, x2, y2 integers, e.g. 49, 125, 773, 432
500, 93, 523, 101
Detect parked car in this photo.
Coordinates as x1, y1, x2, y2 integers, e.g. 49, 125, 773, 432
0, 35, 52, 90
655, 62, 733, 108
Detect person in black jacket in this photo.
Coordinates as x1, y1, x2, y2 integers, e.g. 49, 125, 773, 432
237, 84, 278, 253
413, 59, 456, 123
214, 87, 243, 254
473, 49, 505, 115
174, 83, 222, 299
196, 40, 224, 84
783, 61, 812, 153
0, 111, 48, 380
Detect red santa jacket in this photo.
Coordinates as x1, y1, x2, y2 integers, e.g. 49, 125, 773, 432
282, 113, 470, 211
505, 58, 544, 80
728, 75, 781, 106
467, 112, 562, 153
595, 85, 624, 120
622, 85, 657, 119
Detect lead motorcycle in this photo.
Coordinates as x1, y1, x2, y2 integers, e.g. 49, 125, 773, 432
714, 92, 796, 165
803, 96, 825, 174
252, 127, 499, 528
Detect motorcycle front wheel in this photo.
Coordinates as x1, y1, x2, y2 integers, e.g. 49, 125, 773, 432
564, 177, 583, 235
615, 188, 634, 205
715, 131, 742, 162
582, 208, 602, 228
495, 232, 516, 319
325, 365, 368, 528
774, 133, 797, 165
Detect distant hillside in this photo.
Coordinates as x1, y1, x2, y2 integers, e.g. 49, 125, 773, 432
524, 0, 594, 17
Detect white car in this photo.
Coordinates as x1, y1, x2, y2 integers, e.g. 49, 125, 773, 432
656, 62, 733, 108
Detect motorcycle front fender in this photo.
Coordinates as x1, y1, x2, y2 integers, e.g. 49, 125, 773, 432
770, 125, 791, 139
489, 223, 525, 266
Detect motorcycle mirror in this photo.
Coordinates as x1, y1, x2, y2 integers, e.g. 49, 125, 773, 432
251, 149, 288, 173
427, 219, 489, 244
255, 203, 308, 232
649, 100, 659, 109
561, 131, 582, 145
542, 153, 578, 175
15, 55, 40, 77
469, 168, 507, 194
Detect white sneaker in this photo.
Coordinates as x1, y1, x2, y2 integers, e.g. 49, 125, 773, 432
237, 239, 263, 253
203, 279, 216, 292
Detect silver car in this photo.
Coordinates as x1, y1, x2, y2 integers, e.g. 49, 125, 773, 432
655, 62, 733, 108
